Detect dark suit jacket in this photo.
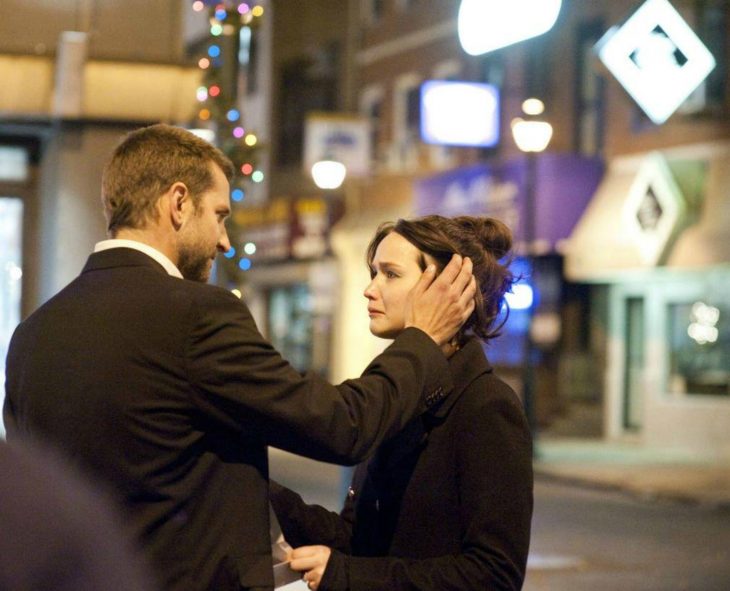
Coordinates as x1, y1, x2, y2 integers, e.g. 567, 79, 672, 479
270, 338, 534, 591
3, 247, 453, 591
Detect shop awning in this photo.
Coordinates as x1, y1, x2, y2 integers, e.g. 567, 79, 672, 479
413, 153, 604, 254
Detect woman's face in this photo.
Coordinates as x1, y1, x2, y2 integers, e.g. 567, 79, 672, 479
364, 232, 433, 339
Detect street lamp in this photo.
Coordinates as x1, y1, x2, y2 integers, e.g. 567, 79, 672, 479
457, 0, 563, 56
511, 98, 553, 443
311, 158, 347, 190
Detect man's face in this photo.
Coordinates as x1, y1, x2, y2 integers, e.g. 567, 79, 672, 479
177, 163, 231, 282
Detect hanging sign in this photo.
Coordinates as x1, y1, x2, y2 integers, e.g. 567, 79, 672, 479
303, 113, 371, 178
622, 153, 687, 264
596, 0, 715, 124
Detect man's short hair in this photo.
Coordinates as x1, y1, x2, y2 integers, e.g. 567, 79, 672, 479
101, 124, 235, 235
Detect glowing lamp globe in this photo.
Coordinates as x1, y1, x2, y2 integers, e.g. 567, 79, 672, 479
511, 118, 553, 153
311, 160, 346, 190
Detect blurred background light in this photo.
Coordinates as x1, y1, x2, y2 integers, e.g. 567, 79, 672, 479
505, 283, 534, 310
458, 0, 562, 55
311, 160, 346, 189
420, 80, 500, 147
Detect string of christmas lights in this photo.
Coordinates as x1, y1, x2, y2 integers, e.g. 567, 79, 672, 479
191, 0, 266, 274
192, 1, 265, 186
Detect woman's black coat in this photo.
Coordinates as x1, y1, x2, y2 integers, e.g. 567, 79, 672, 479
271, 338, 534, 591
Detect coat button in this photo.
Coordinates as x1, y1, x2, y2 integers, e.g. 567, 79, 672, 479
347, 486, 355, 498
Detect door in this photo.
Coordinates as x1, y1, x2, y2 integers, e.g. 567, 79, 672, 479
623, 297, 645, 431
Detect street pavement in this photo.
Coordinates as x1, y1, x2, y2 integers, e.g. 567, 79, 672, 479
534, 436, 730, 509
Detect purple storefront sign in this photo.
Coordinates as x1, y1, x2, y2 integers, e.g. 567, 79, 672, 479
414, 154, 604, 250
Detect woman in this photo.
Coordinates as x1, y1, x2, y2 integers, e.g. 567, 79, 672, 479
271, 215, 533, 591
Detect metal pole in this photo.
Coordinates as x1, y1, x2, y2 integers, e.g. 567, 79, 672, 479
522, 153, 538, 445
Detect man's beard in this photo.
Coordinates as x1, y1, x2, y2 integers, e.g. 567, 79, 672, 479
178, 241, 214, 283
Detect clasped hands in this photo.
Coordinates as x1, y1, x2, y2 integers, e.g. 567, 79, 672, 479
286, 545, 331, 590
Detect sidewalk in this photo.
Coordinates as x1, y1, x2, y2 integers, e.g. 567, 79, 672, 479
533, 437, 730, 509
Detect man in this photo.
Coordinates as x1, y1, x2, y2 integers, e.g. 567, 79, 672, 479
3, 124, 476, 591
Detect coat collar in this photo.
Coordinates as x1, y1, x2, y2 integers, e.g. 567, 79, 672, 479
82, 247, 171, 277
427, 337, 492, 420
371, 338, 493, 472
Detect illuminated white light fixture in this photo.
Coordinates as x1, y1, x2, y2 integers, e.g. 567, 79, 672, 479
420, 80, 500, 147
458, 0, 562, 56
596, 0, 715, 125
511, 99, 553, 153
687, 301, 719, 345
505, 283, 534, 310
521, 98, 546, 116
311, 159, 346, 190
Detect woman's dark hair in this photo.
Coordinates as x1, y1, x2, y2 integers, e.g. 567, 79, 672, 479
366, 215, 515, 343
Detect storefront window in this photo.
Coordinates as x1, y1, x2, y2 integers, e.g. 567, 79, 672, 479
267, 283, 332, 376
0, 197, 23, 439
668, 301, 728, 396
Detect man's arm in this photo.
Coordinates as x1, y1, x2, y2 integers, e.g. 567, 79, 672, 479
186, 256, 475, 464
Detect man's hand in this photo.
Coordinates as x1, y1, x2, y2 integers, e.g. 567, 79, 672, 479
404, 254, 476, 346
289, 545, 331, 590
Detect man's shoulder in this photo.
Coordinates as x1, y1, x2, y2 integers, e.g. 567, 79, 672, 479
170, 276, 243, 306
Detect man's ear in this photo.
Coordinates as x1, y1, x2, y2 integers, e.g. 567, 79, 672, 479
166, 182, 190, 230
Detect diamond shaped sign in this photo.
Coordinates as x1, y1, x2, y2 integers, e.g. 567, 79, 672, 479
622, 153, 686, 264
596, 0, 715, 124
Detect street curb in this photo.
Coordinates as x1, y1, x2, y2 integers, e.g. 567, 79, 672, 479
533, 467, 730, 511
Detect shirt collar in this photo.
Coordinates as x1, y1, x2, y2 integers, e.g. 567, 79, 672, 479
94, 239, 183, 278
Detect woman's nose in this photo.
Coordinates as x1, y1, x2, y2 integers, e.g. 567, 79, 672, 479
363, 280, 377, 300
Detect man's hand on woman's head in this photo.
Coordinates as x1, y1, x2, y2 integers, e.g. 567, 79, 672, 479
404, 254, 477, 347
288, 545, 332, 590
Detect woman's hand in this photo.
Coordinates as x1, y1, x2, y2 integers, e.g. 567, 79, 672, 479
289, 545, 332, 590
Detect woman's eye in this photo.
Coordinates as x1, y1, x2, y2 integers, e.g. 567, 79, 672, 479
386, 271, 398, 279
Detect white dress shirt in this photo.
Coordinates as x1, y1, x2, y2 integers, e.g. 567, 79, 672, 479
94, 239, 183, 279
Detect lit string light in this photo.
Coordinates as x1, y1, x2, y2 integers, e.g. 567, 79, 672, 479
191, 0, 266, 281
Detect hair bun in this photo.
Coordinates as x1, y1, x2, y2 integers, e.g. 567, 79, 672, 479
454, 216, 512, 259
